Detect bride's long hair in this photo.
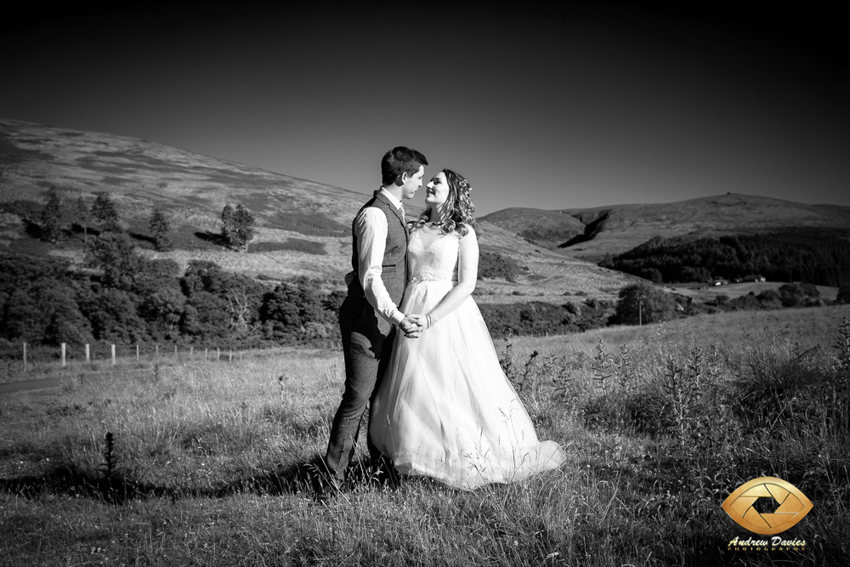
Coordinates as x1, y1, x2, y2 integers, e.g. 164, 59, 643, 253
416, 168, 476, 237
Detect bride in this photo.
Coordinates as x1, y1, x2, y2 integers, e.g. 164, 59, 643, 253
370, 168, 566, 490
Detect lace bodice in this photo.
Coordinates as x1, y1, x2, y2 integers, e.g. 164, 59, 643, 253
407, 225, 460, 284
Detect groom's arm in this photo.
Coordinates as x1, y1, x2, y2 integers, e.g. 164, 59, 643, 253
355, 208, 405, 327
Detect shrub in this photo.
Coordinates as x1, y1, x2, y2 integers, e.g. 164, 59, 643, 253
778, 282, 819, 307
612, 283, 676, 325
478, 251, 523, 282
479, 300, 613, 338
837, 283, 850, 304
756, 288, 781, 306
640, 267, 663, 283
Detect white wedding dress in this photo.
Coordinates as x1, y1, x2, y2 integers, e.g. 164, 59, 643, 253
370, 224, 566, 490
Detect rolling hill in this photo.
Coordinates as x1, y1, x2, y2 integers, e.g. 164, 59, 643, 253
482, 194, 850, 261
0, 119, 636, 301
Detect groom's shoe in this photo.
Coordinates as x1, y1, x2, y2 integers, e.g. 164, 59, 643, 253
308, 456, 344, 504
314, 474, 345, 504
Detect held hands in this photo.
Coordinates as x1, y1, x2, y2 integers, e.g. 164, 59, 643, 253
400, 314, 432, 338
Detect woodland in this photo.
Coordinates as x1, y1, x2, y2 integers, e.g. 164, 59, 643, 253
1, 190, 849, 361
600, 229, 850, 286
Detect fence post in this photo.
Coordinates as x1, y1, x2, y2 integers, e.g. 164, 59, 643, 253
136, 344, 140, 363
229, 350, 233, 363
155, 344, 159, 359
174, 344, 178, 361
205, 348, 208, 361
85, 344, 90, 363
111, 344, 116, 366
216, 347, 220, 361
61, 343, 66, 367
23, 342, 27, 371
190, 346, 194, 360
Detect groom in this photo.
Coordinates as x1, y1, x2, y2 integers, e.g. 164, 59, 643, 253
324, 146, 428, 487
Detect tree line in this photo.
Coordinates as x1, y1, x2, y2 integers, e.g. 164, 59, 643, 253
2, 188, 542, 354
4, 189, 847, 359
0, 252, 345, 355
600, 228, 850, 287
610, 279, 850, 326
0, 188, 338, 358
33, 186, 257, 252
0, 240, 594, 356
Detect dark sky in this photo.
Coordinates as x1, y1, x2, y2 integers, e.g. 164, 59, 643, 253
2, 1, 848, 214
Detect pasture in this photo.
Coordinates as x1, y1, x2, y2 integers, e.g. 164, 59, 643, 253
667, 281, 839, 303
1, 306, 849, 566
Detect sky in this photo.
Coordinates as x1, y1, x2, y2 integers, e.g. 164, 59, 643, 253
2, 1, 848, 215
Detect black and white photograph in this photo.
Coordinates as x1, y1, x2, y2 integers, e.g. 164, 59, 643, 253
1, 1, 848, 565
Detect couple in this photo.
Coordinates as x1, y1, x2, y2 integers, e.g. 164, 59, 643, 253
324, 146, 565, 491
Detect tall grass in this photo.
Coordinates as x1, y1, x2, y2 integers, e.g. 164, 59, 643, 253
1, 306, 849, 566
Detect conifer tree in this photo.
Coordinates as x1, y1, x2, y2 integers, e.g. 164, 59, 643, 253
221, 204, 234, 245
149, 205, 172, 251
40, 186, 63, 243
91, 192, 121, 233
75, 194, 90, 245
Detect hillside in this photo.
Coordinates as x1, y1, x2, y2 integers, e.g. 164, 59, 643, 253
0, 119, 634, 301
482, 194, 850, 260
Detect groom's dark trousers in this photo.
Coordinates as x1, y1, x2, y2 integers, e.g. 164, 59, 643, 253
325, 192, 408, 483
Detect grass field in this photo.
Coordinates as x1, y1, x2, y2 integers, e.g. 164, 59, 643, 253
1, 306, 849, 566
667, 281, 839, 303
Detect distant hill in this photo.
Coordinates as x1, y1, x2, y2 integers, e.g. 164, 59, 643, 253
0, 119, 366, 223
0, 119, 635, 301
481, 194, 850, 261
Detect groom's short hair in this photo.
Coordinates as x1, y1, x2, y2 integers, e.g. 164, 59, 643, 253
381, 146, 428, 186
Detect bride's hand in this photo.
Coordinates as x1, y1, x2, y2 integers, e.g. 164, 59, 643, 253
400, 314, 427, 338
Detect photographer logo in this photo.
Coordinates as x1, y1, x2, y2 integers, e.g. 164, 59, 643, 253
721, 476, 813, 536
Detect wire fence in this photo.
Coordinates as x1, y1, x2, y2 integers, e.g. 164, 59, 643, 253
2, 340, 343, 377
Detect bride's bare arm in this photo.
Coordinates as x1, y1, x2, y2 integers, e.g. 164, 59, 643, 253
424, 227, 479, 327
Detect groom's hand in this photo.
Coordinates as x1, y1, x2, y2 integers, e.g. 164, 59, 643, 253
400, 315, 425, 338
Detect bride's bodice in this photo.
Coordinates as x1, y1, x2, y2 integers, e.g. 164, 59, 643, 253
407, 225, 459, 284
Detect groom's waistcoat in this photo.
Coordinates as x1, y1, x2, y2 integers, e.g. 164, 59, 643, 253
348, 192, 408, 306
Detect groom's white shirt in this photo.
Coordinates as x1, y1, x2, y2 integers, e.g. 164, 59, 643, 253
355, 187, 405, 327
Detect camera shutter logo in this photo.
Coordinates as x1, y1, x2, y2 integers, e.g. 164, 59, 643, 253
721, 476, 813, 535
